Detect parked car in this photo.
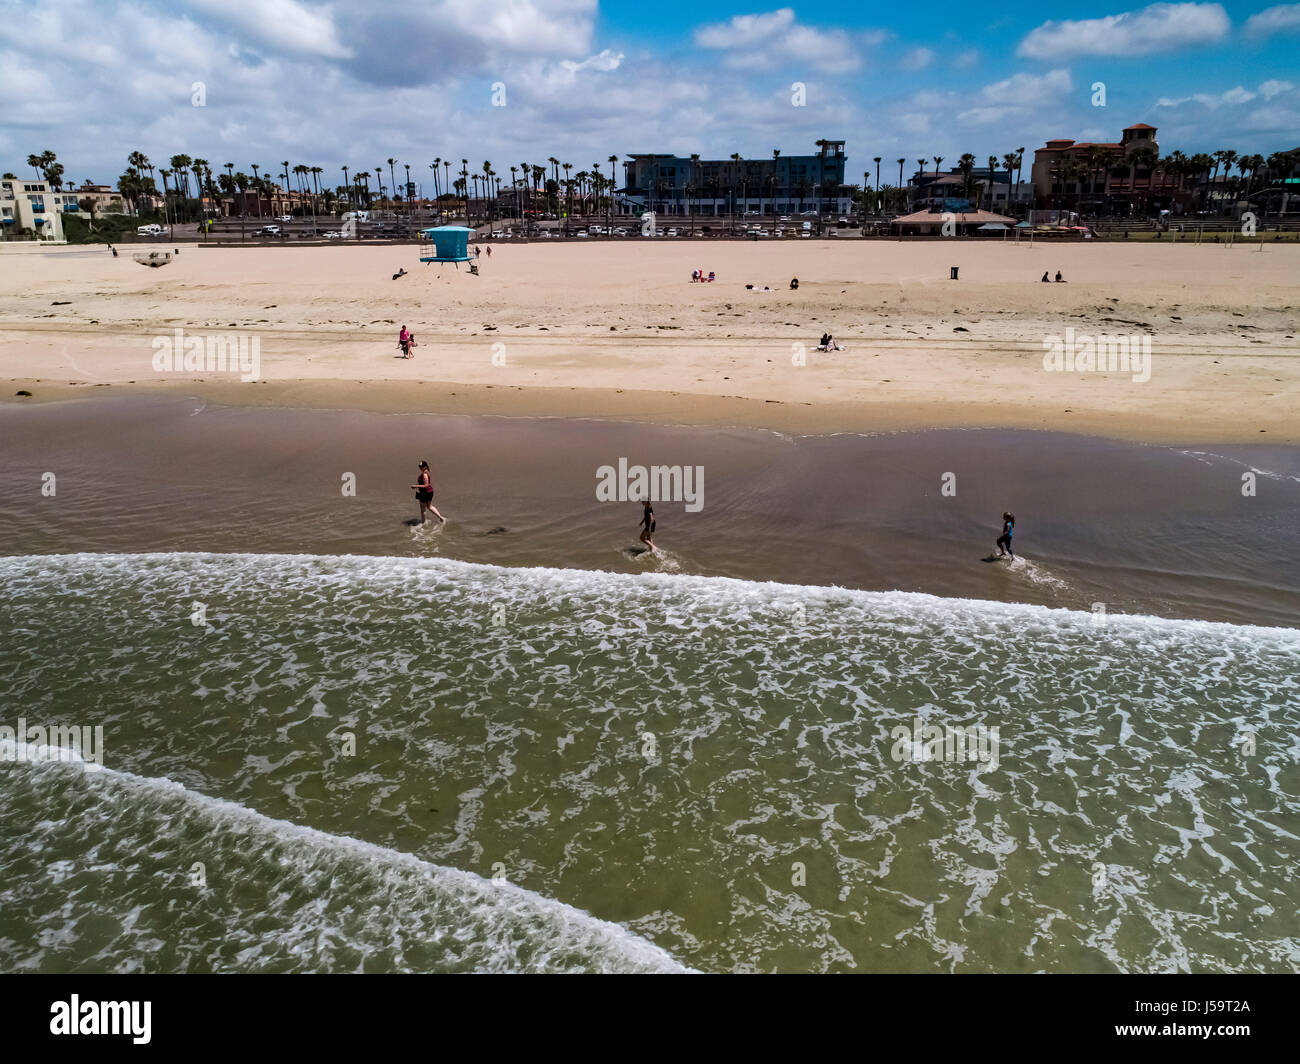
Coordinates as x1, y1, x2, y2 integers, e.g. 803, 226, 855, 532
800, 231, 811, 238
800, 210, 817, 216
779, 215, 791, 222
279, 215, 292, 223
136, 223, 163, 236
323, 231, 342, 239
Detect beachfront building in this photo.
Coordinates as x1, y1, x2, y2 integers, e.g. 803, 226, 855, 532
620, 140, 853, 219
71, 182, 128, 217
907, 167, 1032, 214
0, 173, 76, 240
1030, 123, 1183, 215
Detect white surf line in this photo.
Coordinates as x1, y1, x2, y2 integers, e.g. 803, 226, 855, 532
0, 736, 696, 974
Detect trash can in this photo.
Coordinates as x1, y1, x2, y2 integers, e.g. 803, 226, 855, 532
950, 266, 959, 280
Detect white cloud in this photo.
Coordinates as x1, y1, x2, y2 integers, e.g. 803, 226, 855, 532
899, 47, 935, 71
1155, 79, 1296, 110
1244, 4, 1300, 37
181, 0, 352, 58
1018, 3, 1229, 59
953, 48, 980, 69
695, 7, 797, 48
978, 69, 1072, 103
560, 49, 624, 75
693, 8, 872, 73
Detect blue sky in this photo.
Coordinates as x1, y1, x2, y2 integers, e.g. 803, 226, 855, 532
1, 1, 1297, 192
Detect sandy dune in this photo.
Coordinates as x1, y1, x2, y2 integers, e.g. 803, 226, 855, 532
1, 239, 1296, 442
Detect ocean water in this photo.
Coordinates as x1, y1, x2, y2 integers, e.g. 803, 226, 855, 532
2, 551, 1297, 973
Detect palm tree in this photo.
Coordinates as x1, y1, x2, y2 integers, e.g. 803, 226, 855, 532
1237, 153, 1256, 205
249, 163, 263, 217
1123, 147, 1153, 215
530, 164, 543, 227
957, 154, 975, 201
167, 155, 191, 220
1209, 151, 1225, 209
729, 153, 742, 229
1217, 150, 1238, 214
608, 154, 619, 232
192, 158, 210, 223
158, 168, 172, 232
387, 158, 398, 212
27, 153, 43, 180
1001, 153, 1019, 213
771, 148, 781, 226
1189, 152, 1213, 210
313, 167, 324, 221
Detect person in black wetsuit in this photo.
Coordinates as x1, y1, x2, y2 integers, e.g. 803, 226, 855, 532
996, 511, 1015, 558
639, 499, 656, 553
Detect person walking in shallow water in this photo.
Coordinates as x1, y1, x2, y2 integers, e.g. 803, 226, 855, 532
639, 499, 656, 553
412, 460, 445, 525
996, 511, 1015, 558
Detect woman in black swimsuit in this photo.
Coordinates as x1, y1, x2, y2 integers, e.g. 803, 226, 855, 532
411, 460, 445, 526
639, 499, 656, 553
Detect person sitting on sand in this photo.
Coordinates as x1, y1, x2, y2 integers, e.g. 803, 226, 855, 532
996, 512, 1015, 558
818, 332, 831, 350
1055, 271, 1065, 282
707, 271, 715, 283
639, 499, 656, 553
692, 270, 699, 283
412, 460, 445, 526
789, 277, 799, 290
392, 267, 408, 280
1041, 271, 1050, 283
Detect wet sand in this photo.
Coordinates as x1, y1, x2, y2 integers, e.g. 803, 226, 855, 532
3, 395, 1297, 627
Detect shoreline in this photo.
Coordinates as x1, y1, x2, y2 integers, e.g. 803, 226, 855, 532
4, 394, 1297, 628
3, 374, 1294, 445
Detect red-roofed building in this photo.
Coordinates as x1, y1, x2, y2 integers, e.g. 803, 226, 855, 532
1030, 123, 1179, 215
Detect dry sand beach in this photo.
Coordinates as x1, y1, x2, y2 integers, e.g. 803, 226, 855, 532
1, 239, 1297, 443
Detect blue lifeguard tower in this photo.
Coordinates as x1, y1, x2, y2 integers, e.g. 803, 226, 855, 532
418, 225, 474, 268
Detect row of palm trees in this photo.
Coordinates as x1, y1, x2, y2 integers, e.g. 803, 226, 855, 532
101, 149, 624, 230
